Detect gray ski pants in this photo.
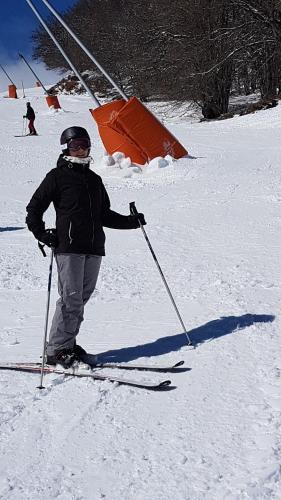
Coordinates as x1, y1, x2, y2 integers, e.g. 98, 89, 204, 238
47, 253, 102, 356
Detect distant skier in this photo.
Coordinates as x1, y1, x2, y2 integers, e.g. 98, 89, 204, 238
23, 102, 37, 136
26, 126, 146, 368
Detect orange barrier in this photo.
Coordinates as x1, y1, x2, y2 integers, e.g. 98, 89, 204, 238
90, 100, 147, 164
46, 95, 61, 109
90, 97, 187, 165
8, 85, 18, 99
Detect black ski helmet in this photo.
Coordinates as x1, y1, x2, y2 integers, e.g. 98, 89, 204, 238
60, 126, 91, 152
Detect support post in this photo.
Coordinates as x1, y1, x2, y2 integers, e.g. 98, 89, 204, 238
39, 0, 128, 101
21, 80, 26, 98
19, 53, 49, 94
0, 63, 15, 85
25, 0, 100, 108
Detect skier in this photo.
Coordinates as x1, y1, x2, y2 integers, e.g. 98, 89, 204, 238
26, 126, 146, 368
23, 102, 37, 136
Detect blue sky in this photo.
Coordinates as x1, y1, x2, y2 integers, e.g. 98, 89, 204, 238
0, 0, 77, 91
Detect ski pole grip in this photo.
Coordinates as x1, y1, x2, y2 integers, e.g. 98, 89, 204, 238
38, 241, 47, 257
130, 201, 139, 216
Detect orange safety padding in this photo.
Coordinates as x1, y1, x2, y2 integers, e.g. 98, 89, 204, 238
46, 95, 61, 109
90, 97, 187, 165
8, 85, 17, 99
112, 97, 187, 161
90, 100, 148, 165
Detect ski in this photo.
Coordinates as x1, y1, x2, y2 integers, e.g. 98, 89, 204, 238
0, 359, 187, 373
78, 351, 187, 371
0, 363, 172, 390
91, 359, 187, 372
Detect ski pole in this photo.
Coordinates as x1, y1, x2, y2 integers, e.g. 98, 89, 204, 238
22, 117, 25, 136
37, 247, 54, 389
130, 202, 193, 346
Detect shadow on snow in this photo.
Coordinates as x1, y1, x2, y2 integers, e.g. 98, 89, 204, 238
0, 227, 25, 233
97, 313, 275, 363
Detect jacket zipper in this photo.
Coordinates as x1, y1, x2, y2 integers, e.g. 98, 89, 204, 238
84, 172, 95, 246
69, 221, 73, 245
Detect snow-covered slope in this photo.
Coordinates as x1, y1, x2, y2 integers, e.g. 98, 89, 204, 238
0, 88, 280, 499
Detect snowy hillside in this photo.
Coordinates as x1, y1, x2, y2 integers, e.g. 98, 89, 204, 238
0, 88, 280, 499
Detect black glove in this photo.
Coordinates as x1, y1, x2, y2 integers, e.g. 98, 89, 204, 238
37, 229, 58, 248
23, 115, 26, 118
129, 213, 146, 228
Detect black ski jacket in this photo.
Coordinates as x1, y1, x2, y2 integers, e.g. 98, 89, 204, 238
25, 106, 35, 120
26, 155, 138, 255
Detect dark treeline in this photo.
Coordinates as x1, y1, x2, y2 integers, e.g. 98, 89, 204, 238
32, 0, 281, 118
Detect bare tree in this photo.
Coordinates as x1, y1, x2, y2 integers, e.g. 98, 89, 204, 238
31, 0, 281, 117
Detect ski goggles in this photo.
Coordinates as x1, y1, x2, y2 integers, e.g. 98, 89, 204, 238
68, 138, 91, 151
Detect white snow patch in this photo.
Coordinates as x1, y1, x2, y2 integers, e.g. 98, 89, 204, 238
0, 88, 280, 500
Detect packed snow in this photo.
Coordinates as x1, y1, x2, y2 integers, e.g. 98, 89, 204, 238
0, 87, 280, 500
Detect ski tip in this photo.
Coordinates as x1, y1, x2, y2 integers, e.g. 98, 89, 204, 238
159, 380, 171, 387
155, 380, 177, 391
170, 361, 191, 372
174, 361, 185, 368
